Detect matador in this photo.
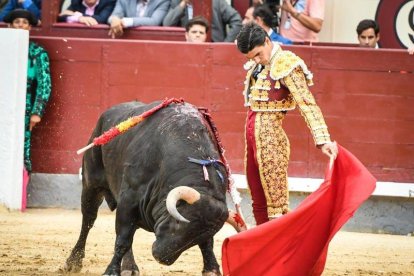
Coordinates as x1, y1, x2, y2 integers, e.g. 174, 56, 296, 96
236, 22, 338, 225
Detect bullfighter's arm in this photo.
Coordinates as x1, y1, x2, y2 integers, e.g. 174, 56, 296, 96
283, 67, 331, 146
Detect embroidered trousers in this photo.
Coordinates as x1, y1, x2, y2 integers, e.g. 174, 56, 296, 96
245, 110, 290, 225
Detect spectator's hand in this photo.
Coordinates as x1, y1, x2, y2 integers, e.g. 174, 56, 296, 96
408, 48, 414, 55
109, 17, 124, 39
79, 16, 98, 26
321, 141, 338, 160
179, 0, 192, 8
59, 10, 75, 16
30, 115, 41, 131
281, 0, 295, 14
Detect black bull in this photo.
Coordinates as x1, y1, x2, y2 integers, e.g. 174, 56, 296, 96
65, 101, 237, 275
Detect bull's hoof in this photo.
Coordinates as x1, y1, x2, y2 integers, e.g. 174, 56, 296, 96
120, 270, 140, 276
63, 257, 83, 273
103, 266, 120, 276
202, 269, 222, 276
121, 260, 139, 275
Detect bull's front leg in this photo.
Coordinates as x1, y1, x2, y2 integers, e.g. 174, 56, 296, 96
198, 237, 222, 276
103, 197, 138, 276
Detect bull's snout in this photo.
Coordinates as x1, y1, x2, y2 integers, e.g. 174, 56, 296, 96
152, 243, 180, 265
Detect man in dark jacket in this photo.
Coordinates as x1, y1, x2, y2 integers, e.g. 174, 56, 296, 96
58, 0, 116, 26
163, 0, 242, 42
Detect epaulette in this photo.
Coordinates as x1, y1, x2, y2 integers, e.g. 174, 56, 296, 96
269, 50, 314, 88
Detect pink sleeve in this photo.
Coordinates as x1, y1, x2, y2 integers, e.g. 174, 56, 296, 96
66, 12, 83, 23
308, 0, 325, 20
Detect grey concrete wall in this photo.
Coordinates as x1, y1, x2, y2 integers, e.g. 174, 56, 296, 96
26, 174, 414, 235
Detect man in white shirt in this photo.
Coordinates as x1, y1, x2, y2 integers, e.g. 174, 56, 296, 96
356, 19, 380, 48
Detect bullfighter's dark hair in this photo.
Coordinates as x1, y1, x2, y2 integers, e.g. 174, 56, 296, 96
253, 4, 279, 29
185, 16, 209, 33
356, 19, 380, 36
236, 22, 269, 54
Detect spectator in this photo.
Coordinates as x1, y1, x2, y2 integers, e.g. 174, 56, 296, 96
185, 15, 208, 43
356, 19, 380, 48
242, 0, 265, 26
0, 0, 41, 23
253, 4, 292, 45
4, 9, 52, 181
58, 0, 116, 26
163, 0, 242, 42
280, 0, 325, 43
253, 0, 264, 4
242, 6, 253, 25
107, 0, 170, 39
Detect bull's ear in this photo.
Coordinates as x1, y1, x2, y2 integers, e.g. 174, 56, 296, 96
166, 186, 201, 223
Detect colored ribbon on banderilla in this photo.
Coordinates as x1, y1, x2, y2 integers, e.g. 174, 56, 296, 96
76, 98, 184, 155
188, 157, 225, 183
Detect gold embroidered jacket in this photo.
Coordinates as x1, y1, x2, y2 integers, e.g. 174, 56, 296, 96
242, 44, 331, 145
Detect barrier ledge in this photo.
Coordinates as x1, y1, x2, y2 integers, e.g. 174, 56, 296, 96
232, 174, 414, 198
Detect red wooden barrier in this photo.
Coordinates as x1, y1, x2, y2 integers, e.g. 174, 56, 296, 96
29, 37, 414, 184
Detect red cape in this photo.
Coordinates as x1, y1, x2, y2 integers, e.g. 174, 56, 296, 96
222, 145, 376, 276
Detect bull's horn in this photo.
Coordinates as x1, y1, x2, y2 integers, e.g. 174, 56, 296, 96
166, 186, 201, 223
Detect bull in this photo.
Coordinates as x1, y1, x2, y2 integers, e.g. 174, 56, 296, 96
64, 100, 242, 275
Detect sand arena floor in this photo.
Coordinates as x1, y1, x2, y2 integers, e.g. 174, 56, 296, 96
0, 207, 413, 276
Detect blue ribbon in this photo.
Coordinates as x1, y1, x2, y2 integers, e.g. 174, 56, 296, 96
188, 157, 225, 184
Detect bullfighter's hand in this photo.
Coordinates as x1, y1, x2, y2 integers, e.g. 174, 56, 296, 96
30, 114, 41, 131
108, 17, 124, 39
321, 141, 338, 160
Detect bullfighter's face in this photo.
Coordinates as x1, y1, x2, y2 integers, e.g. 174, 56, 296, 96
245, 37, 273, 66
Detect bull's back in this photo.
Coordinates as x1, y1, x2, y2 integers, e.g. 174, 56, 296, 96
82, 101, 160, 194
85, 100, 202, 185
